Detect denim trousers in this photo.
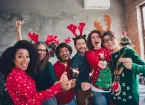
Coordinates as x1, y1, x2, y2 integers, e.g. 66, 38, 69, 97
59, 98, 77, 105
42, 96, 57, 105
92, 91, 109, 105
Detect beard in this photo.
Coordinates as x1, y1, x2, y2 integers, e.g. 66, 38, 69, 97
77, 50, 86, 55
59, 55, 69, 62
77, 47, 87, 55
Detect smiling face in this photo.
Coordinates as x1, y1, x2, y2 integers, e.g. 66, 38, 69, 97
103, 35, 119, 52
36, 44, 47, 60
13, 48, 30, 70
59, 47, 70, 62
75, 38, 87, 55
91, 33, 102, 49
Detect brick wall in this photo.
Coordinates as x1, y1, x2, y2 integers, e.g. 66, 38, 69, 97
125, 0, 145, 57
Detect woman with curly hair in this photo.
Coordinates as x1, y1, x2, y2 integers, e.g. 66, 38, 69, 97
15, 20, 58, 105
0, 40, 72, 105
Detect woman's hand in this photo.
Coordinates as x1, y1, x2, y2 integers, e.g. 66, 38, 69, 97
16, 19, 25, 32
60, 72, 68, 82
119, 58, 132, 70
16, 19, 25, 40
81, 82, 91, 91
70, 79, 76, 88
98, 61, 107, 69
59, 72, 72, 91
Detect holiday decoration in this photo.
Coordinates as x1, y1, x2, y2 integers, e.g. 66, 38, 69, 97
67, 22, 86, 40
28, 32, 59, 57
94, 15, 112, 34
120, 31, 132, 47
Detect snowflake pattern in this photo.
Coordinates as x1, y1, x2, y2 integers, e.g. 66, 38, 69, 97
122, 73, 125, 77
118, 96, 121, 100
127, 86, 130, 90
129, 96, 132, 99
6, 68, 62, 105
123, 98, 126, 102
123, 92, 126, 96
110, 48, 140, 104
122, 83, 125, 87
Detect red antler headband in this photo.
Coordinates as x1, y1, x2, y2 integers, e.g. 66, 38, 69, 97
67, 22, 86, 37
94, 14, 112, 35
28, 32, 39, 43
45, 35, 60, 45
28, 32, 59, 45
78, 22, 85, 35
65, 37, 71, 44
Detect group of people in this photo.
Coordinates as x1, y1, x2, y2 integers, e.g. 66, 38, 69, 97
0, 17, 145, 105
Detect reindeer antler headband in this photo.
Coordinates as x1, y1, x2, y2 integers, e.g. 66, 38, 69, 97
28, 32, 60, 57
28, 32, 59, 45
94, 15, 112, 35
67, 22, 86, 40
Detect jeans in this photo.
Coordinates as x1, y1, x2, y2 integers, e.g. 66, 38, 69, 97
42, 96, 57, 105
92, 91, 109, 105
59, 98, 77, 105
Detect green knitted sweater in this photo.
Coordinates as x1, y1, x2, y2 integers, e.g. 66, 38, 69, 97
110, 47, 145, 105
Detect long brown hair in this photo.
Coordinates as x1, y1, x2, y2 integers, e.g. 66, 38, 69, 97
87, 30, 102, 50
35, 41, 49, 72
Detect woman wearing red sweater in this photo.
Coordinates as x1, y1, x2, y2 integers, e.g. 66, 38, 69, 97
0, 40, 72, 105
85, 30, 112, 105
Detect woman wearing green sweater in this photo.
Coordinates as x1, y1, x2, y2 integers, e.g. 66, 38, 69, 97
102, 31, 145, 105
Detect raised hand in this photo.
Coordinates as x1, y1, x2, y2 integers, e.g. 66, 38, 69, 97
98, 61, 107, 69
81, 82, 91, 91
70, 79, 76, 88
15, 19, 25, 40
60, 72, 68, 82
60, 80, 72, 91
16, 19, 25, 32
119, 58, 132, 70
59, 72, 71, 91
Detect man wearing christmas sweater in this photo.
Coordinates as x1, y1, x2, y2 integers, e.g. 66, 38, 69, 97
53, 43, 77, 105
103, 31, 145, 105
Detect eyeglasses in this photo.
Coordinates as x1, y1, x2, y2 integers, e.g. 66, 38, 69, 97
37, 49, 47, 52
103, 37, 115, 43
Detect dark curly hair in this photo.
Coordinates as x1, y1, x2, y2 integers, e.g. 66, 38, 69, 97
73, 35, 87, 46
87, 30, 102, 50
55, 43, 72, 60
0, 40, 38, 78
102, 31, 115, 39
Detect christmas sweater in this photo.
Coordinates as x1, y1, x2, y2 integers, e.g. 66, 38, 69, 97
110, 47, 145, 105
53, 59, 75, 104
85, 48, 112, 90
6, 67, 62, 105
132, 63, 145, 77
